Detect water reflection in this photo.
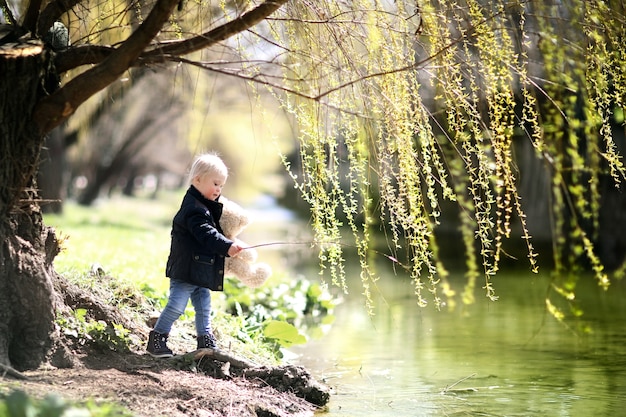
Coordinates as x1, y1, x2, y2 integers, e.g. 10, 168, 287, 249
293, 269, 626, 416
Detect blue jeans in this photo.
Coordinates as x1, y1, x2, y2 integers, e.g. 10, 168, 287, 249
153, 279, 212, 336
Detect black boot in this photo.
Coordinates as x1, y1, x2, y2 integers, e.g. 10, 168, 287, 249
197, 332, 217, 350
147, 330, 174, 358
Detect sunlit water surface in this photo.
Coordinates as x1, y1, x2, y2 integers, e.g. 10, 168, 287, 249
292, 269, 626, 417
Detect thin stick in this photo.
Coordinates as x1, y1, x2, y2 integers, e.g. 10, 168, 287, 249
244, 240, 412, 272
244, 241, 315, 249
440, 373, 476, 394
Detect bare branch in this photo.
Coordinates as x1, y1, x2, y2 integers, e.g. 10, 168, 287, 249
52, 1, 290, 77
143, 0, 289, 60
22, 0, 43, 33
172, 56, 371, 120
0, 362, 28, 380
54, 44, 116, 73
33, 0, 180, 134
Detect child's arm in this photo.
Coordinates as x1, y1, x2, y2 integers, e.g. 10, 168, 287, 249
186, 208, 233, 255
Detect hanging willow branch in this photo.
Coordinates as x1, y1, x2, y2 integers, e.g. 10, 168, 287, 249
26, 0, 625, 320
244, 0, 626, 318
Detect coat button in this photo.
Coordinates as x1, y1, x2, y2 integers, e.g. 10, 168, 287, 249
194, 255, 199, 260
218, 270, 223, 275
217, 285, 223, 290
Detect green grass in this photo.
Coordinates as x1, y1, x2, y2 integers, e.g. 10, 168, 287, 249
44, 191, 275, 358
43, 191, 335, 362
44, 191, 183, 294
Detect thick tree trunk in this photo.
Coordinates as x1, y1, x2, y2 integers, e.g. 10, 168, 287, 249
0, 31, 61, 371
0, 207, 60, 371
38, 126, 68, 214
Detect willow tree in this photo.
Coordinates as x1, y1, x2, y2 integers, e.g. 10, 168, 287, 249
1, 0, 624, 372
255, 1, 625, 316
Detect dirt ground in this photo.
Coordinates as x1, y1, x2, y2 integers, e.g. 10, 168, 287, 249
2, 345, 325, 417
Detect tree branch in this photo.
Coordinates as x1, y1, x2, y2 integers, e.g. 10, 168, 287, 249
22, 0, 43, 33
34, 0, 290, 134
54, 0, 290, 73
33, 0, 180, 134
143, 0, 289, 60
0, 362, 28, 380
54, 44, 116, 73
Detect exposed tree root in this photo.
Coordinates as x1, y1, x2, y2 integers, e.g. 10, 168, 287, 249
0, 362, 28, 380
180, 349, 331, 407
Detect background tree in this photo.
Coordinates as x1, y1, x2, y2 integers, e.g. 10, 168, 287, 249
72, 69, 186, 205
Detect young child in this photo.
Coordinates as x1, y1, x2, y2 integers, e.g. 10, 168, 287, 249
147, 153, 243, 358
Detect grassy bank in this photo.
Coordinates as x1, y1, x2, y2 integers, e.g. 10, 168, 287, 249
0, 193, 334, 417
44, 191, 182, 295
43, 191, 335, 359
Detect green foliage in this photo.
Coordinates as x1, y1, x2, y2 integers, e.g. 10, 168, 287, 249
263, 320, 306, 347
224, 276, 335, 355
39, 0, 626, 328
56, 308, 131, 353
262, 1, 626, 321
0, 390, 132, 417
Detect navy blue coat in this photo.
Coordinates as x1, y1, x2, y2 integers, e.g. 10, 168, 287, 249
165, 186, 233, 291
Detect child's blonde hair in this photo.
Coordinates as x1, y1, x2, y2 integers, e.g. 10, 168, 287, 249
187, 153, 228, 185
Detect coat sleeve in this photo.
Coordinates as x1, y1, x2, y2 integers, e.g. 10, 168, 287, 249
185, 206, 233, 255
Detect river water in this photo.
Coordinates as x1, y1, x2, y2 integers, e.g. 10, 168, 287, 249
292, 268, 626, 416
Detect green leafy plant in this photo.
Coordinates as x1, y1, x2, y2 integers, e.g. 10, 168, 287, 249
56, 308, 131, 353
263, 320, 307, 347
223, 276, 336, 354
0, 390, 133, 417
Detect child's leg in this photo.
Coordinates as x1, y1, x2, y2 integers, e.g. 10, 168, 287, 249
154, 279, 196, 334
190, 286, 212, 335
191, 287, 216, 349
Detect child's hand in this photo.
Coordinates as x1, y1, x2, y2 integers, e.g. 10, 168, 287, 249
228, 243, 244, 257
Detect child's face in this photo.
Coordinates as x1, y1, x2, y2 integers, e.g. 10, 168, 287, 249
194, 173, 227, 201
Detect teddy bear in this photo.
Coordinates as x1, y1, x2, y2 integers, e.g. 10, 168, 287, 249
219, 196, 272, 288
